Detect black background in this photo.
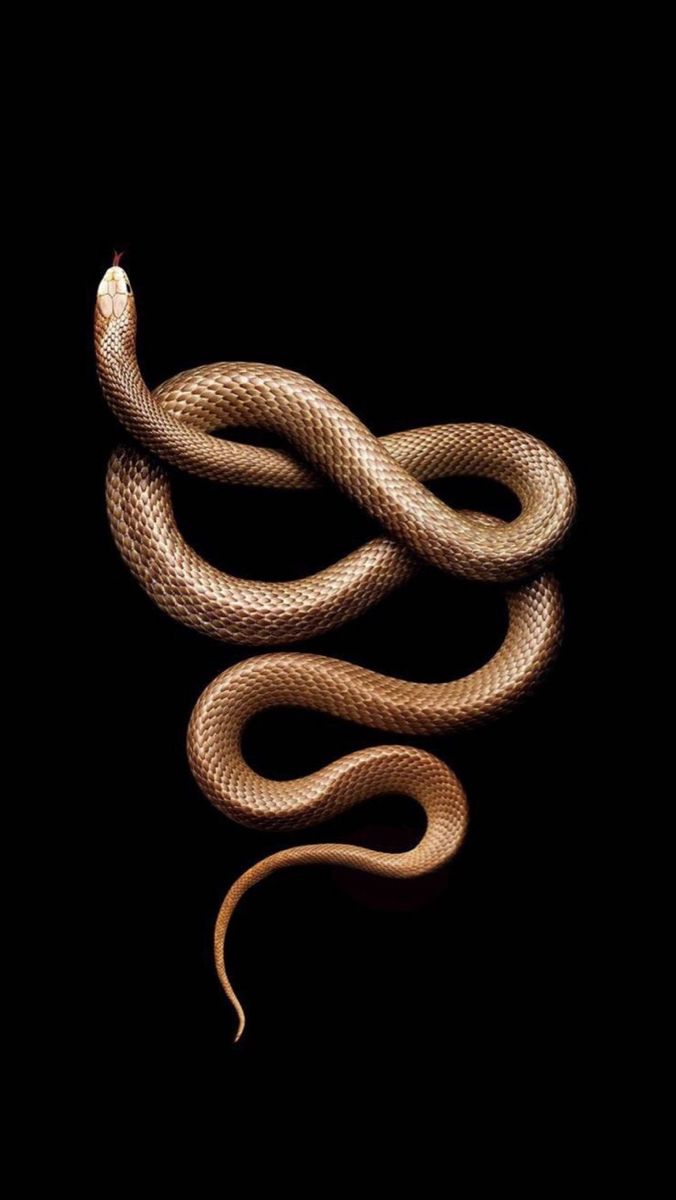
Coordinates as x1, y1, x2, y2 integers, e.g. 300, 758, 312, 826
73, 207, 603, 1106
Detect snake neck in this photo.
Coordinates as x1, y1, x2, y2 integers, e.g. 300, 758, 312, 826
94, 302, 149, 432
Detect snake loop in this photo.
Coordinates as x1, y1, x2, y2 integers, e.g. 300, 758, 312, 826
95, 263, 576, 1040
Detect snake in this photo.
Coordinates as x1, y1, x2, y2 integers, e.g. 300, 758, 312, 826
95, 260, 576, 1041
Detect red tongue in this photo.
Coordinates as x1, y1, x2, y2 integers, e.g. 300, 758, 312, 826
112, 249, 125, 266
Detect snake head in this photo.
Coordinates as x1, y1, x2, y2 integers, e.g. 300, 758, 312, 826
97, 264, 133, 319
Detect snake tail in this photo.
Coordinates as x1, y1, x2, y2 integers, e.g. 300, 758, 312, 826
212, 748, 468, 1042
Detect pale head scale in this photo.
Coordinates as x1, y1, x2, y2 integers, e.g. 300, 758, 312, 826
97, 256, 132, 318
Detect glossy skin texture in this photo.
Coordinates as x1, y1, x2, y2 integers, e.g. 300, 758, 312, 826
96, 265, 576, 1040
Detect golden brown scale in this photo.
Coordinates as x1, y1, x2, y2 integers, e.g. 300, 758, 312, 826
95, 264, 576, 1040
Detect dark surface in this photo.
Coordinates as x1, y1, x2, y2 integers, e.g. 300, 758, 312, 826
72, 223, 601, 1100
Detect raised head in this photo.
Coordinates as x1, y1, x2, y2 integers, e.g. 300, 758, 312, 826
97, 256, 133, 319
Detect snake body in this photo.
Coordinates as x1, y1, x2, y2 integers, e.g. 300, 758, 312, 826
95, 263, 576, 1040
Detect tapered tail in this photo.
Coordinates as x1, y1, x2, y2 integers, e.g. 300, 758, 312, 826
214, 767, 468, 1041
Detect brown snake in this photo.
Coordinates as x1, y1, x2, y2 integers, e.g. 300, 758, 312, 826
95, 262, 576, 1040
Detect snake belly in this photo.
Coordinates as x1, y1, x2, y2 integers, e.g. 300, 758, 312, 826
95, 263, 576, 1040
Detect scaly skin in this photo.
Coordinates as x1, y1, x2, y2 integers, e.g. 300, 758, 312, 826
95, 263, 575, 1040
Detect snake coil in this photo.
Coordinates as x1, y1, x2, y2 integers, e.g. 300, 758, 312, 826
95, 262, 576, 1040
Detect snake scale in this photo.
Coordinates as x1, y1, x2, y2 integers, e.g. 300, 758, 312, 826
95, 261, 576, 1041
